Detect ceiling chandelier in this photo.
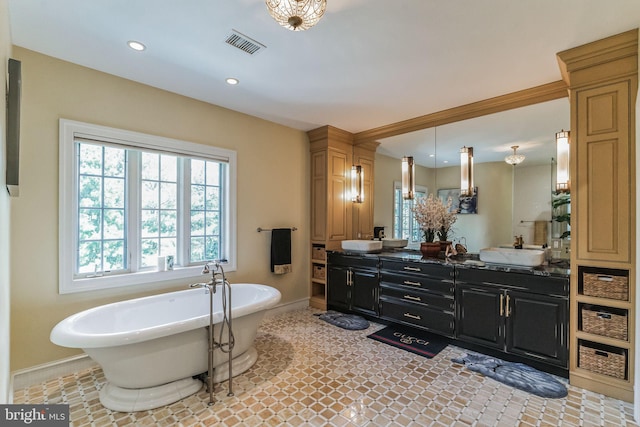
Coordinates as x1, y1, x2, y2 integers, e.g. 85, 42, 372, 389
505, 145, 525, 165
265, 0, 327, 31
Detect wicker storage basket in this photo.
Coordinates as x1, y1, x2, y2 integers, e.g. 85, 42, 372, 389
581, 307, 628, 341
579, 343, 626, 379
583, 272, 628, 301
312, 246, 326, 261
313, 265, 326, 280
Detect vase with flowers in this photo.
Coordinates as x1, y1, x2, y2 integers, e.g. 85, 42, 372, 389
412, 194, 457, 257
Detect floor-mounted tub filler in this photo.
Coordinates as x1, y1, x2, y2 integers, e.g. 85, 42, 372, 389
50, 278, 281, 412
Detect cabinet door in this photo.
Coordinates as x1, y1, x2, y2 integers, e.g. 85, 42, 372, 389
506, 291, 568, 367
456, 284, 504, 349
351, 268, 379, 316
327, 266, 350, 311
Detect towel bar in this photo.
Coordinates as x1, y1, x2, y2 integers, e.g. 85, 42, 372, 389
257, 227, 298, 232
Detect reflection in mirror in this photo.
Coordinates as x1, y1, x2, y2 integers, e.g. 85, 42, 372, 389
374, 97, 570, 253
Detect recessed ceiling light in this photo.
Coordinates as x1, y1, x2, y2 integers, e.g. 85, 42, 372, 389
127, 40, 146, 51
443, 160, 449, 164
429, 154, 435, 158
226, 78, 239, 85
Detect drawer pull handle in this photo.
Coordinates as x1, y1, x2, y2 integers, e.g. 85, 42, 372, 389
403, 295, 421, 302
596, 312, 612, 320
403, 280, 421, 287
596, 275, 614, 282
499, 294, 504, 316
404, 313, 421, 320
403, 266, 421, 272
594, 350, 609, 358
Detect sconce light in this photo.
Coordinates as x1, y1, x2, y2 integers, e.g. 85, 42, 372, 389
460, 146, 474, 196
556, 130, 570, 192
401, 156, 415, 200
351, 165, 364, 203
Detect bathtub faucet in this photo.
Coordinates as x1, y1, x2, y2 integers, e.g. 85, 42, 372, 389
201, 261, 228, 293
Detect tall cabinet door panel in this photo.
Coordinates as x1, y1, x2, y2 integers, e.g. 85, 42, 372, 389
327, 266, 349, 311
575, 81, 631, 263
506, 291, 568, 367
328, 149, 350, 242
456, 284, 504, 349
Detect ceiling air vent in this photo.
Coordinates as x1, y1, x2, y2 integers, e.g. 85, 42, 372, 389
224, 30, 266, 55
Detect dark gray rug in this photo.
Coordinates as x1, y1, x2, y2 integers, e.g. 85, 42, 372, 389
315, 310, 370, 330
452, 353, 568, 398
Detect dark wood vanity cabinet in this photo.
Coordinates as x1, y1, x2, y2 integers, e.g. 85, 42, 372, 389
326, 253, 379, 316
456, 268, 569, 368
378, 260, 456, 337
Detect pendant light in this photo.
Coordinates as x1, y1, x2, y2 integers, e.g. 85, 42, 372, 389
504, 145, 525, 165
265, 0, 327, 31
460, 146, 474, 196
556, 130, 570, 192
401, 156, 415, 200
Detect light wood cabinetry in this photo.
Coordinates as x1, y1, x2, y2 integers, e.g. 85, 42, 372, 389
307, 126, 378, 310
557, 29, 638, 402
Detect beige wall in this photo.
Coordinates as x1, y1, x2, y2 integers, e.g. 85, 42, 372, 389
0, 0, 12, 403
10, 47, 310, 371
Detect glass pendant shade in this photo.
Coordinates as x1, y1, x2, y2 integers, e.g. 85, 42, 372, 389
460, 147, 474, 196
556, 130, 570, 192
351, 165, 364, 203
401, 156, 415, 200
505, 145, 525, 165
265, 0, 327, 31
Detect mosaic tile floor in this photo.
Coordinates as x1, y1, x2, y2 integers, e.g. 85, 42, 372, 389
13, 308, 639, 426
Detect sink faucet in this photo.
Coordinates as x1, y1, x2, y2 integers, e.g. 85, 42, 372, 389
513, 235, 524, 249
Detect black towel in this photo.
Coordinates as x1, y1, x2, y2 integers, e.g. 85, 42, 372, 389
270, 228, 292, 274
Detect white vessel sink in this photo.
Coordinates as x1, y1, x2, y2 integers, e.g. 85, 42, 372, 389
479, 247, 545, 267
341, 240, 383, 253
381, 238, 408, 248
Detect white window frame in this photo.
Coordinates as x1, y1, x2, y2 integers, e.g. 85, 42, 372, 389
59, 119, 237, 294
392, 181, 428, 248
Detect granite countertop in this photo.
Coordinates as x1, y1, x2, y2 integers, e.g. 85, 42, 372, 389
329, 248, 570, 278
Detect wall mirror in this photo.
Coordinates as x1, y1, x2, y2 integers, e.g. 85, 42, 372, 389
372, 97, 570, 253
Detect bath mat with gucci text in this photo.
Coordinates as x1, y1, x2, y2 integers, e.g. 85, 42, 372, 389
367, 326, 448, 358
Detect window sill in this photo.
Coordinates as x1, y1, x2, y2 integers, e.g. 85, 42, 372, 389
60, 264, 233, 295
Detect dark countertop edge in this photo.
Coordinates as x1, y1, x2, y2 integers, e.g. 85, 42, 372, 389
327, 249, 570, 278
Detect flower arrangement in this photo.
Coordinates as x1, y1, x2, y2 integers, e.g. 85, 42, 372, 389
412, 194, 458, 242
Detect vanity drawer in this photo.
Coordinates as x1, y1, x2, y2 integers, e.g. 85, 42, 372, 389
380, 260, 453, 280
327, 252, 378, 269
380, 283, 454, 312
456, 268, 568, 297
380, 298, 455, 337
380, 271, 454, 296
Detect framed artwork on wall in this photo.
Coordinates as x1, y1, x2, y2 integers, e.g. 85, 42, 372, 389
438, 188, 478, 214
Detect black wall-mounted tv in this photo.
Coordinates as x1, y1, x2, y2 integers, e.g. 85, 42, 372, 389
6, 58, 21, 197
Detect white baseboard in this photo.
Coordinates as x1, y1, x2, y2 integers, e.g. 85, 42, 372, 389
11, 297, 310, 394
11, 353, 98, 392
264, 297, 310, 318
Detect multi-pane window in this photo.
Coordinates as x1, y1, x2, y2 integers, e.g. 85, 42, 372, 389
60, 119, 236, 294
393, 183, 427, 244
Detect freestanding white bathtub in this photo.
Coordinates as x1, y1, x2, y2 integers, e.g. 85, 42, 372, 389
50, 283, 281, 412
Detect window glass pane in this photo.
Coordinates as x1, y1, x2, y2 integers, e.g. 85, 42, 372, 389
206, 162, 219, 186
191, 211, 204, 235
160, 210, 177, 237
141, 209, 159, 238
103, 177, 125, 208
78, 144, 102, 175
205, 236, 218, 260
103, 209, 125, 239
79, 208, 102, 241
78, 241, 101, 274
160, 238, 176, 258
79, 176, 102, 208
205, 187, 219, 210
141, 181, 159, 209
141, 238, 159, 267
206, 212, 219, 236
161, 154, 177, 182
141, 152, 159, 180
190, 237, 205, 262
160, 183, 177, 209
103, 147, 125, 177
104, 240, 125, 271
191, 159, 205, 185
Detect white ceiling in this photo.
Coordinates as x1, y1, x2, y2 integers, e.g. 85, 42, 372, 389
6, 0, 640, 155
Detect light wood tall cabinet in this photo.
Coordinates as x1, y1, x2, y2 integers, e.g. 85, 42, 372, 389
308, 126, 377, 310
557, 29, 638, 402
